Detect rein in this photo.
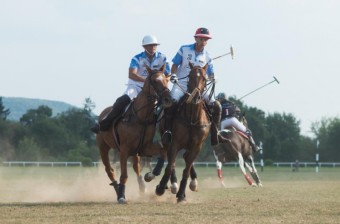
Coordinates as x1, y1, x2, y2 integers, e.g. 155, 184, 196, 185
176, 66, 210, 128
132, 73, 168, 124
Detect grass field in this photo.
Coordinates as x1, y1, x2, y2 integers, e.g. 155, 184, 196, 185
1, 165, 340, 223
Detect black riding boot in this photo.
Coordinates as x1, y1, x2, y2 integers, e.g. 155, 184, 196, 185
209, 100, 222, 147
161, 104, 177, 144
246, 129, 260, 152
92, 94, 131, 132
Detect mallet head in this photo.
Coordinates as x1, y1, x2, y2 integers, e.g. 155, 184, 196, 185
230, 46, 234, 60
273, 76, 280, 84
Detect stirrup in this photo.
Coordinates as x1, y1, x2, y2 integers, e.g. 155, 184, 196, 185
161, 130, 172, 144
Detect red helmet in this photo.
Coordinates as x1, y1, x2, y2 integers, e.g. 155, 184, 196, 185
194, 27, 212, 39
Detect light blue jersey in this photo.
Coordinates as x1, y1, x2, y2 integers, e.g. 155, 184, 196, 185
128, 51, 170, 87
170, 43, 214, 102
124, 51, 170, 99
172, 43, 214, 85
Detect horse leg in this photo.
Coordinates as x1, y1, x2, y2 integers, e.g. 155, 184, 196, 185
155, 143, 177, 196
189, 165, 198, 192
144, 156, 164, 182
170, 168, 178, 194
248, 155, 263, 187
117, 150, 129, 204
237, 152, 255, 186
98, 140, 119, 196
177, 151, 197, 202
155, 163, 173, 196
132, 155, 146, 193
213, 150, 226, 187
143, 141, 166, 182
244, 161, 258, 187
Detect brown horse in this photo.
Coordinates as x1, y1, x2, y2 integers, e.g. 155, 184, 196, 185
95, 64, 173, 203
155, 62, 211, 202
213, 114, 263, 187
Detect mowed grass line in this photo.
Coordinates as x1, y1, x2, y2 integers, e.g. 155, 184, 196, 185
1, 166, 340, 224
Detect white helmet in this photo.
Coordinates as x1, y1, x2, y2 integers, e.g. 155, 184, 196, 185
142, 35, 160, 46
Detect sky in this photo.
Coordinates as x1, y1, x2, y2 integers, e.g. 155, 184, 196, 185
1, 0, 340, 137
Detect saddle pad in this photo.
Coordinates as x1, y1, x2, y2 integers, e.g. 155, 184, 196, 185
236, 130, 249, 140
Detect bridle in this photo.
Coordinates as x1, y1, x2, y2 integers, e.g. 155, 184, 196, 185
186, 66, 208, 104
142, 71, 170, 103
133, 70, 170, 119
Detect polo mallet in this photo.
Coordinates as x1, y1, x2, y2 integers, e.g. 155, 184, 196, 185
213, 46, 234, 60
239, 76, 280, 100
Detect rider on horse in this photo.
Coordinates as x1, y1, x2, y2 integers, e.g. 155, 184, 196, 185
161, 27, 222, 151
216, 92, 260, 152
91, 35, 170, 133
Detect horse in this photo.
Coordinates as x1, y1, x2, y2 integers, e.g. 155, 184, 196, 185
213, 113, 263, 187
94, 64, 173, 203
154, 62, 211, 202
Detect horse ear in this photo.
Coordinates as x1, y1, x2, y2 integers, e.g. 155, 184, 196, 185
145, 64, 152, 74
189, 61, 194, 69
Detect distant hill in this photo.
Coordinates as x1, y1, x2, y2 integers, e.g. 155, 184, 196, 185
2, 97, 77, 121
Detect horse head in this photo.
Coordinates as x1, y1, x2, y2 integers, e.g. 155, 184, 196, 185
145, 64, 173, 108
186, 62, 208, 103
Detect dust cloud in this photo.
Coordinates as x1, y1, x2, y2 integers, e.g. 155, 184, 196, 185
0, 166, 245, 203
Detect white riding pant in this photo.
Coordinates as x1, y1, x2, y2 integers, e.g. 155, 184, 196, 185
124, 84, 142, 100
170, 82, 214, 103
221, 117, 247, 132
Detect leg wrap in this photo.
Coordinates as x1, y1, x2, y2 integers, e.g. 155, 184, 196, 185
152, 157, 165, 176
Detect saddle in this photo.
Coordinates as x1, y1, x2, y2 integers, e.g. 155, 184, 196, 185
218, 129, 250, 142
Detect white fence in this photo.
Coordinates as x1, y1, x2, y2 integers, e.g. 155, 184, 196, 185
3, 161, 82, 167
2, 161, 340, 168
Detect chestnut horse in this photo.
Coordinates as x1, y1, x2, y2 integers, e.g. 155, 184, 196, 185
155, 62, 211, 202
213, 113, 263, 187
95, 64, 173, 203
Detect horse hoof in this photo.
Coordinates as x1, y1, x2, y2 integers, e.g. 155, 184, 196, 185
155, 185, 165, 196
118, 198, 127, 204
144, 172, 155, 182
170, 183, 178, 194
189, 179, 198, 192
177, 197, 186, 203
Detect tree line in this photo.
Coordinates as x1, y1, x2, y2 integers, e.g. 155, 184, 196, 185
0, 96, 339, 164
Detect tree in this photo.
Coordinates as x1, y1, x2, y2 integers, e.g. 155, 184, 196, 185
20, 105, 52, 125
0, 97, 10, 120
311, 117, 340, 161
264, 112, 301, 161
83, 97, 95, 114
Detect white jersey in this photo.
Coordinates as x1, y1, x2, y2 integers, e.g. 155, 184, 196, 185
172, 43, 214, 86
170, 43, 214, 102
124, 51, 170, 99
128, 51, 170, 87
